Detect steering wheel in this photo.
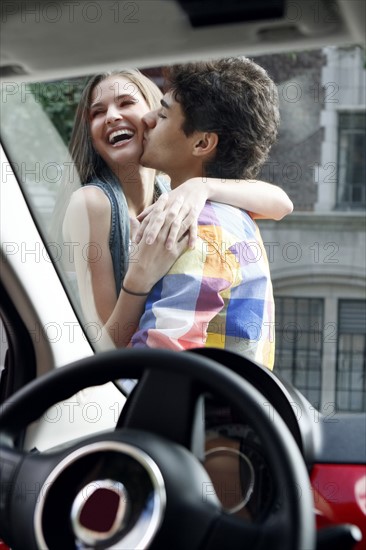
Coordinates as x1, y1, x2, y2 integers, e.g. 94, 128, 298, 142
0, 349, 315, 550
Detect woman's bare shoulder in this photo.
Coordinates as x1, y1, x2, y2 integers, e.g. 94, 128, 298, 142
63, 186, 111, 240
66, 185, 111, 217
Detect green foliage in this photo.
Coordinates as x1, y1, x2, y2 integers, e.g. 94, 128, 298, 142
29, 77, 89, 146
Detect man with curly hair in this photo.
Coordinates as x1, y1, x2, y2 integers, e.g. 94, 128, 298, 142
130, 57, 280, 369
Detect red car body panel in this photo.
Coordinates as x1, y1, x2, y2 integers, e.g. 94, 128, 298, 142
311, 463, 366, 550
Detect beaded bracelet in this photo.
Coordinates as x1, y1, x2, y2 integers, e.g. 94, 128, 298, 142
122, 283, 150, 296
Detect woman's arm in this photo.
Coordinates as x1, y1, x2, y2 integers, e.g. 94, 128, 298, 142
204, 178, 293, 220
106, 219, 189, 347
64, 187, 188, 348
63, 186, 118, 326
64, 187, 147, 348
135, 178, 293, 249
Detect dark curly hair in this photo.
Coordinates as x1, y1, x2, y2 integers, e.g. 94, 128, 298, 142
164, 57, 280, 179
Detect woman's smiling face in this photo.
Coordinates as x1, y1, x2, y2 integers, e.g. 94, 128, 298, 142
89, 75, 151, 177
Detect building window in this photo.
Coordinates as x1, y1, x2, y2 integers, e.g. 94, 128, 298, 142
337, 111, 366, 209
336, 300, 366, 412
274, 298, 323, 407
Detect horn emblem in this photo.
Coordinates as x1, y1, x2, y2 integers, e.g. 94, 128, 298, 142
71, 479, 130, 546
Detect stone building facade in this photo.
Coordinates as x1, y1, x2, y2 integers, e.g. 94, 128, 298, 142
254, 47, 365, 412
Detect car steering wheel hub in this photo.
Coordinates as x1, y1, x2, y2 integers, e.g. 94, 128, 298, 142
33, 441, 166, 550
71, 479, 130, 546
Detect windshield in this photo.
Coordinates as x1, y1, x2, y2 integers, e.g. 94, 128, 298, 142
1, 47, 365, 413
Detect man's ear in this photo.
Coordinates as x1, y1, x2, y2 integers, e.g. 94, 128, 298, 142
192, 132, 218, 158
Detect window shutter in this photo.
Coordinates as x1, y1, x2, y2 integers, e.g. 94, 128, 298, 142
339, 300, 366, 334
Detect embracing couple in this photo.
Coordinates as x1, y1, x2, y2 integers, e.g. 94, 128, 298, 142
61, 57, 291, 370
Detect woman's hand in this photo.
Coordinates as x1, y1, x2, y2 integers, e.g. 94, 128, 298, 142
135, 180, 209, 250
124, 215, 190, 294
134, 176, 293, 253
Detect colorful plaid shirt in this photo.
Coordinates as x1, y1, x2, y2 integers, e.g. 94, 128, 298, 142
130, 201, 275, 369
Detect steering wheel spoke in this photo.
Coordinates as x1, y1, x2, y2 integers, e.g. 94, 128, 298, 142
117, 368, 204, 453
0, 445, 25, 542
201, 511, 294, 550
0, 444, 73, 549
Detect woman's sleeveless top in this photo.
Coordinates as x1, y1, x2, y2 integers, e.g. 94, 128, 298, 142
85, 172, 169, 294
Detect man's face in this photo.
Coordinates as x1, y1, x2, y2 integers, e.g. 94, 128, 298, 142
141, 92, 201, 187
